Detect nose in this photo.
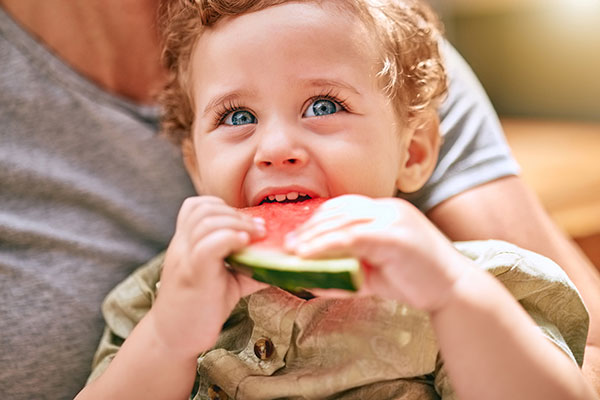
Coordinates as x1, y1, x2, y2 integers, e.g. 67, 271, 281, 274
253, 124, 308, 168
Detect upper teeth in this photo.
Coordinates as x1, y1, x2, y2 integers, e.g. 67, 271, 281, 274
267, 192, 307, 202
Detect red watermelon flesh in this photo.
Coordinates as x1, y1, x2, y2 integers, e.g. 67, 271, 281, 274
228, 197, 362, 291
240, 197, 327, 248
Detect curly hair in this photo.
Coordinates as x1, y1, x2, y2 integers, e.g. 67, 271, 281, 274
158, 0, 447, 144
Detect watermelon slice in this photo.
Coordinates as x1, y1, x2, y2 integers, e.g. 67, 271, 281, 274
226, 198, 362, 291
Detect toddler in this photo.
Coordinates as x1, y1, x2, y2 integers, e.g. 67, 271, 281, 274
76, 1, 593, 399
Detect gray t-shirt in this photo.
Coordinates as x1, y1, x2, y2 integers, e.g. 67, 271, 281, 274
0, 6, 518, 400
0, 8, 196, 400
402, 40, 520, 209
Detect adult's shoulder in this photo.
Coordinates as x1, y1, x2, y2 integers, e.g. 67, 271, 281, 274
400, 40, 520, 212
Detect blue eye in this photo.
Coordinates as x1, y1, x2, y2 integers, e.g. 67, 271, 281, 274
304, 99, 341, 117
223, 110, 257, 126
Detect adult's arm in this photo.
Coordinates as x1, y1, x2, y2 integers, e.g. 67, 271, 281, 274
407, 41, 600, 392
427, 175, 600, 393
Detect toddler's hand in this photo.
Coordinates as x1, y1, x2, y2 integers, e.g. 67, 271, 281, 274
149, 196, 266, 357
286, 195, 471, 311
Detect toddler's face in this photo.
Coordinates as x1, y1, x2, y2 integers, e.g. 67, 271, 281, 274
184, 2, 413, 207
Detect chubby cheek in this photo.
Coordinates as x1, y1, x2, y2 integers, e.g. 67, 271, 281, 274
195, 145, 250, 207
323, 150, 399, 198
324, 128, 403, 197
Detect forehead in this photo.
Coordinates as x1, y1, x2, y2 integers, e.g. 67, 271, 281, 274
189, 2, 381, 95
199, 2, 374, 50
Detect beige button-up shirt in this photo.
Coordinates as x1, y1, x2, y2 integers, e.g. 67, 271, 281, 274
88, 240, 588, 399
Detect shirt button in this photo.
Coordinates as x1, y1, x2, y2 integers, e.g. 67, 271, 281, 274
207, 384, 228, 400
253, 337, 274, 360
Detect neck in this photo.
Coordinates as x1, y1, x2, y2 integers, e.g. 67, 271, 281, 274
1, 0, 164, 103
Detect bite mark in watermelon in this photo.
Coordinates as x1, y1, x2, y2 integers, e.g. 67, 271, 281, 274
226, 198, 362, 291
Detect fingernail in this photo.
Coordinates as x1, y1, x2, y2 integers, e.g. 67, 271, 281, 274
253, 217, 265, 226
253, 217, 266, 235
285, 232, 297, 249
296, 243, 310, 256
238, 231, 250, 242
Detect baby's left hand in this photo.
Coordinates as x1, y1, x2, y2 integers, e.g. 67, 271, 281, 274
285, 195, 472, 312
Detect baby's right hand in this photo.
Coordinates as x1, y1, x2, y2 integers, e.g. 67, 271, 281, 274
147, 196, 266, 358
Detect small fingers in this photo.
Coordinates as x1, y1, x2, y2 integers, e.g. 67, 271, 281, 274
287, 195, 375, 249
192, 228, 252, 265
295, 195, 371, 231
177, 196, 239, 226
177, 197, 265, 241
291, 230, 356, 259
287, 196, 401, 257
286, 216, 364, 251
190, 214, 265, 243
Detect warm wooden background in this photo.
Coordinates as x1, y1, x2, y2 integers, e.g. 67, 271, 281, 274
427, 2, 600, 270
503, 118, 600, 269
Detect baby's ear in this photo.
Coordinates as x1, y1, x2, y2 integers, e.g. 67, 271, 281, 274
395, 109, 441, 193
181, 138, 204, 194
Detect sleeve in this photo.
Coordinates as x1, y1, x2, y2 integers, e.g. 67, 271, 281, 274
454, 240, 589, 366
400, 40, 521, 213
433, 240, 590, 399
86, 253, 165, 384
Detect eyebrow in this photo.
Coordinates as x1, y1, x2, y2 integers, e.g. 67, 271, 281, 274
202, 89, 256, 116
301, 78, 362, 96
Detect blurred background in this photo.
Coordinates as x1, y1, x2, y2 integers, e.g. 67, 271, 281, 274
430, 0, 600, 269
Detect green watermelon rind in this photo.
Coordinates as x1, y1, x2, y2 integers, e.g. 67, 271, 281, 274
227, 248, 362, 291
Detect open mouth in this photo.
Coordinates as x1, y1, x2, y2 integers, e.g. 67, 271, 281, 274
259, 192, 312, 205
